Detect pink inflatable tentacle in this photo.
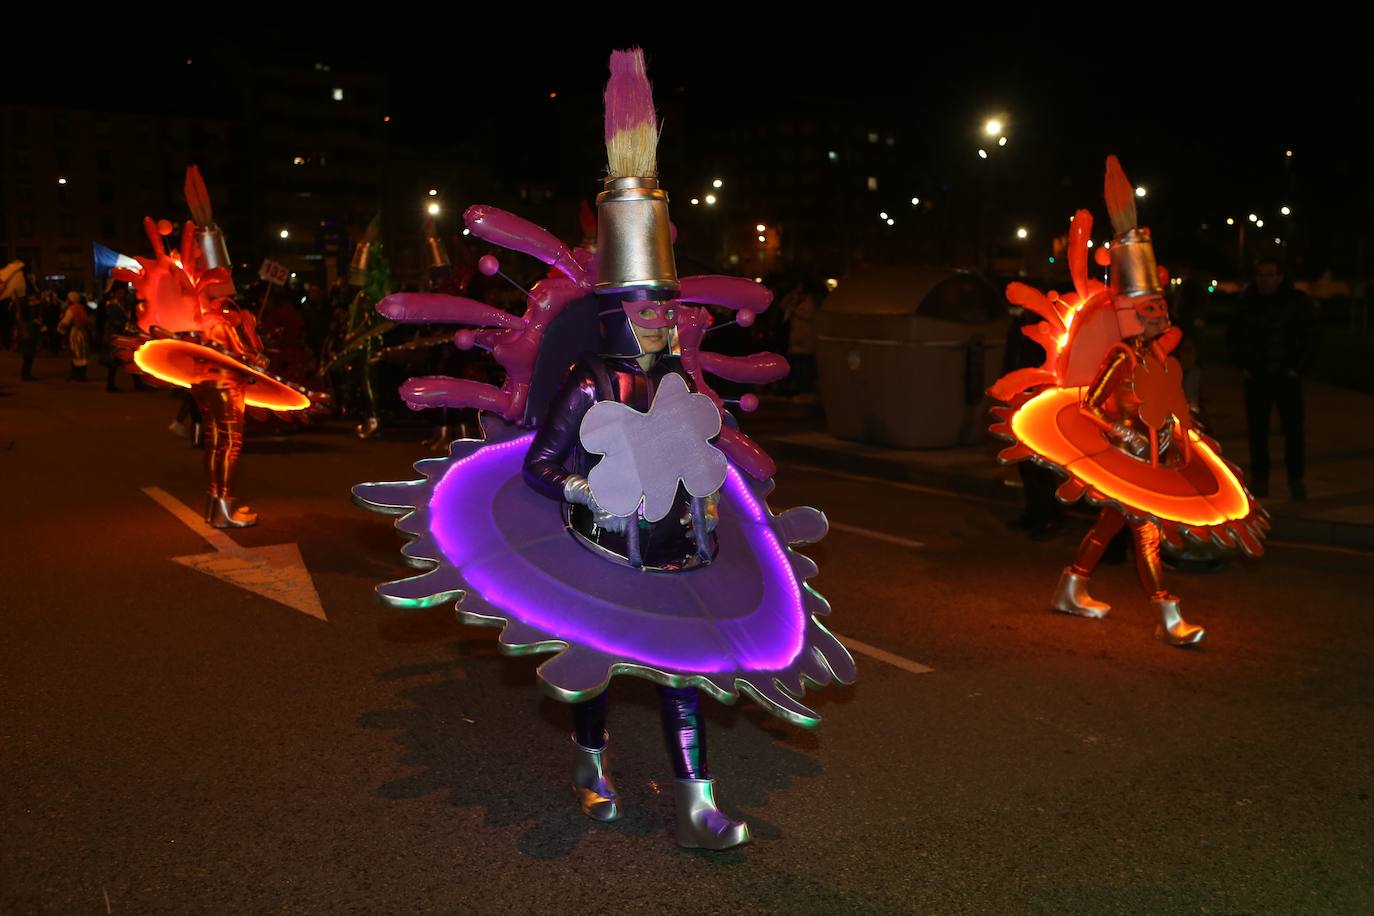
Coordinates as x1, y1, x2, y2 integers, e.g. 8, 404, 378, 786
464, 205, 588, 285
717, 426, 775, 480
700, 352, 789, 384
677, 275, 774, 313
399, 376, 512, 414
377, 292, 524, 329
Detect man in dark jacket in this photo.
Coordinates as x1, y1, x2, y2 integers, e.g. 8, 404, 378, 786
1228, 257, 1317, 499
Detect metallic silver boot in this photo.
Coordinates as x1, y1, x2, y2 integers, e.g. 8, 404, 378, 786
571, 735, 621, 822
672, 778, 750, 850
1051, 567, 1111, 618
1153, 595, 1205, 647
207, 496, 258, 529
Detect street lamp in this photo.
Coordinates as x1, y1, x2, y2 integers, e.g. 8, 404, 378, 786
1016, 227, 1028, 240
911, 197, 920, 206
712, 178, 723, 189
977, 149, 988, 159
704, 194, 717, 206
279, 229, 290, 239
755, 223, 766, 233
1281, 205, 1291, 216
1248, 213, 1258, 223
427, 202, 441, 216
691, 198, 700, 205
984, 118, 1003, 136
1226, 217, 1235, 226
428, 189, 438, 197
1135, 186, 1147, 198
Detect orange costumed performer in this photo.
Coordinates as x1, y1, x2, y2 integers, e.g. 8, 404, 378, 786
113, 167, 317, 527
989, 156, 1268, 647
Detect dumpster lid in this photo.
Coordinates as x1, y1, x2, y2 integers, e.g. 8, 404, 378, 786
821, 267, 1004, 323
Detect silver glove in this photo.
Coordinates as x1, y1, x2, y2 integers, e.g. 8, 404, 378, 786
564, 474, 631, 535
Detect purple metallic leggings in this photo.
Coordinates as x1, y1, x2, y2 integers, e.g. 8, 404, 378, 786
571, 686, 707, 780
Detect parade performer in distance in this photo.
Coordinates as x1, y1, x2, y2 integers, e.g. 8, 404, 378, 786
989, 156, 1268, 647
112, 166, 318, 527
355, 48, 854, 849
321, 213, 395, 439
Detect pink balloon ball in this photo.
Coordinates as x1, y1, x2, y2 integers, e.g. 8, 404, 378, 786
738, 393, 759, 413
453, 329, 477, 350
478, 255, 500, 277
736, 308, 756, 328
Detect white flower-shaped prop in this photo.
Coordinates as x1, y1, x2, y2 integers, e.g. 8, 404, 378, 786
580, 373, 727, 522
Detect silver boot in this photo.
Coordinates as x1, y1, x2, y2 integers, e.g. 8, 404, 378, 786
1153, 595, 1205, 647
1051, 567, 1111, 618
206, 496, 258, 529
571, 735, 621, 822
672, 778, 750, 850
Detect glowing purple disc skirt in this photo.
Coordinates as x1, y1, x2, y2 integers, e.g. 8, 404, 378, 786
354, 418, 854, 726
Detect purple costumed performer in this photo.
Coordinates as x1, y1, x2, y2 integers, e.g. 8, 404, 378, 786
355, 48, 855, 850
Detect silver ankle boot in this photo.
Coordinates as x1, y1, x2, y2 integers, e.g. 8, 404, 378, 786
1051, 567, 1111, 618
207, 496, 258, 529
571, 735, 621, 822
672, 778, 750, 850
1153, 595, 1205, 647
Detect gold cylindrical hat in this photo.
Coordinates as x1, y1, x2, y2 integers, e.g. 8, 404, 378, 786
1108, 227, 1163, 299
594, 176, 679, 297
348, 241, 373, 287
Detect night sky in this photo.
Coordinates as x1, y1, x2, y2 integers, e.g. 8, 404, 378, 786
8, 28, 1368, 274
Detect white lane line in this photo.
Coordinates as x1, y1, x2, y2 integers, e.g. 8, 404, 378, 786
142, 486, 238, 551
787, 462, 1008, 505
835, 634, 935, 675
829, 521, 925, 549
1268, 539, 1374, 558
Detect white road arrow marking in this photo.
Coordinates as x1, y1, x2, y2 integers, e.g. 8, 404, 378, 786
142, 487, 326, 621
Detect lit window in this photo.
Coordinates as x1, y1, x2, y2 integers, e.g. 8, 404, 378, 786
332, 88, 344, 101
867, 176, 878, 191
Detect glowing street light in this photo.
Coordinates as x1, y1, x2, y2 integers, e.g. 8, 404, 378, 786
998, 136, 1007, 147
690, 198, 700, 205
712, 178, 723, 189
1086, 239, 1095, 248
757, 234, 766, 242
756, 223, 766, 232
911, 197, 920, 206
1016, 227, 1029, 240
1256, 219, 1265, 228
984, 118, 1003, 136
704, 194, 717, 206
57, 177, 68, 185
879, 211, 889, 220
428, 189, 438, 196
1135, 186, 1147, 198
1248, 213, 1258, 223
886, 218, 895, 227
427, 202, 441, 215
977, 149, 988, 159
1280, 205, 1291, 216
1226, 217, 1235, 226
279, 229, 290, 239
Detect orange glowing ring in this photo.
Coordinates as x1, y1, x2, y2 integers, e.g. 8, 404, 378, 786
1010, 387, 1254, 528
133, 338, 311, 412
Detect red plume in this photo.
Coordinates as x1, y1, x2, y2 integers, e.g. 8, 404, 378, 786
1103, 155, 1137, 236
1068, 209, 1093, 301
184, 165, 214, 226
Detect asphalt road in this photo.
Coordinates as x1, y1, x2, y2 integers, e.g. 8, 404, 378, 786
3, 354, 1372, 915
